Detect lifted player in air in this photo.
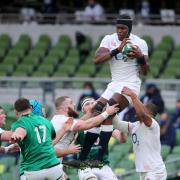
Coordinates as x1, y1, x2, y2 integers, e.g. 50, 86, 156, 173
79, 13, 149, 164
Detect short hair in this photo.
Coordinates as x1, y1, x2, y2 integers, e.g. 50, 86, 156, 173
0, 106, 3, 110
14, 98, 31, 112
145, 103, 158, 117
55, 96, 69, 110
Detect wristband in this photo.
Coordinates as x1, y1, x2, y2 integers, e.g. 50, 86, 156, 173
137, 55, 146, 65
101, 111, 109, 120
110, 48, 120, 57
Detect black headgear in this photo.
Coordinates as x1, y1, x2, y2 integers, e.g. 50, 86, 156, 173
116, 14, 133, 36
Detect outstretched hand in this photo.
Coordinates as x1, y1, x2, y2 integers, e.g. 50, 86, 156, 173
67, 143, 81, 154
118, 38, 131, 51
122, 87, 135, 97
105, 104, 119, 115
11, 132, 23, 142
127, 45, 143, 59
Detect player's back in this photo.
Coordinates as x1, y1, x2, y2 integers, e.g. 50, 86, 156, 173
11, 113, 59, 171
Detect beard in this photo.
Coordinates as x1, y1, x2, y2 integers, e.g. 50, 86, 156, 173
67, 107, 79, 118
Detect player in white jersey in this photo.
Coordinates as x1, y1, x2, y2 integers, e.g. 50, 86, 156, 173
79, 14, 149, 164
113, 87, 167, 180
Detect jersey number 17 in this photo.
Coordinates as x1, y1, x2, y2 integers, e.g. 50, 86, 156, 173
34, 125, 46, 144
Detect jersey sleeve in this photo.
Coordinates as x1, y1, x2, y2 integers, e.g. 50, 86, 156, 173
139, 39, 148, 56
11, 120, 27, 132
99, 35, 111, 49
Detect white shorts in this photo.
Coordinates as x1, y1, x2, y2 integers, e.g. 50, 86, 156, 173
139, 166, 167, 180
78, 165, 118, 180
101, 81, 141, 104
92, 165, 118, 180
24, 164, 64, 180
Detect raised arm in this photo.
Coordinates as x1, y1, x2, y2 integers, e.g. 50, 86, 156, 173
55, 144, 81, 157
11, 127, 27, 142
52, 118, 73, 146
122, 87, 152, 127
72, 104, 119, 131
94, 38, 129, 64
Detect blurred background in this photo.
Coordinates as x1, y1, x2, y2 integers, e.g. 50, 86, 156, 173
0, 0, 180, 180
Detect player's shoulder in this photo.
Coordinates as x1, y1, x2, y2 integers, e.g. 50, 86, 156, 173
103, 33, 117, 40
51, 115, 69, 124
130, 34, 147, 44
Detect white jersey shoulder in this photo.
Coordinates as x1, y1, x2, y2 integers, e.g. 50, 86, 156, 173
130, 118, 164, 172
51, 115, 77, 150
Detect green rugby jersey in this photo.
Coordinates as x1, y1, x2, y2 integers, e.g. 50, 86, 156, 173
11, 113, 60, 172
76, 131, 109, 165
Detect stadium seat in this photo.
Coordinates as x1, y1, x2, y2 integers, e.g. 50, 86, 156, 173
0, 172, 13, 180
54, 64, 75, 77
13, 64, 34, 76
166, 162, 177, 177
0, 64, 14, 76
75, 65, 95, 77
48, 47, 67, 60
0, 156, 16, 170
0, 103, 13, 112
141, 35, 154, 55
161, 145, 171, 160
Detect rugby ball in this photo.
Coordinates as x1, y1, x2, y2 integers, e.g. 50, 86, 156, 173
122, 44, 137, 58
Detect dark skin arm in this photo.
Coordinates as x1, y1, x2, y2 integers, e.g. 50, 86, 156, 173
128, 46, 149, 75
94, 38, 130, 64
122, 87, 152, 127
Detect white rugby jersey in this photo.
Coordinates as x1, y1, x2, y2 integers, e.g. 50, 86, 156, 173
99, 33, 148, 83
114, 117, 165, 172
51, 115, 77, 150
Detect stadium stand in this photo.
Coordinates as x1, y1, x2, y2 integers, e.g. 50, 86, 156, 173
0, 33, 179, 80
0, 31, 180, 179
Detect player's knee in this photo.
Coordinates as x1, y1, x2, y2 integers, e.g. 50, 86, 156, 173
108, 98, 121, 114
94, 101, 106, 114
108, 98, 119, 107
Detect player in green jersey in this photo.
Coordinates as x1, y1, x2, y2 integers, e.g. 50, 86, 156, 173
0, 106, 19, 153
11, 98, 64, 180
76, 97, 127, 180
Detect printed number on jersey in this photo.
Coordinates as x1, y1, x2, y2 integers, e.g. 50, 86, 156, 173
34, 125, 46, 144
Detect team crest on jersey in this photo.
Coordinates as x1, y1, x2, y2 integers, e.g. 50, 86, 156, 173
111, 41, 116, 47
115, 53, 128, 61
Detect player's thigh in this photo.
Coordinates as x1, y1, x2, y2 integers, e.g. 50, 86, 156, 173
92, 165, 118, 180
24, 164, 64, 180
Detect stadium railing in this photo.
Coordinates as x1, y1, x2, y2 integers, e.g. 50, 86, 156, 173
1, 13, 180, 25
